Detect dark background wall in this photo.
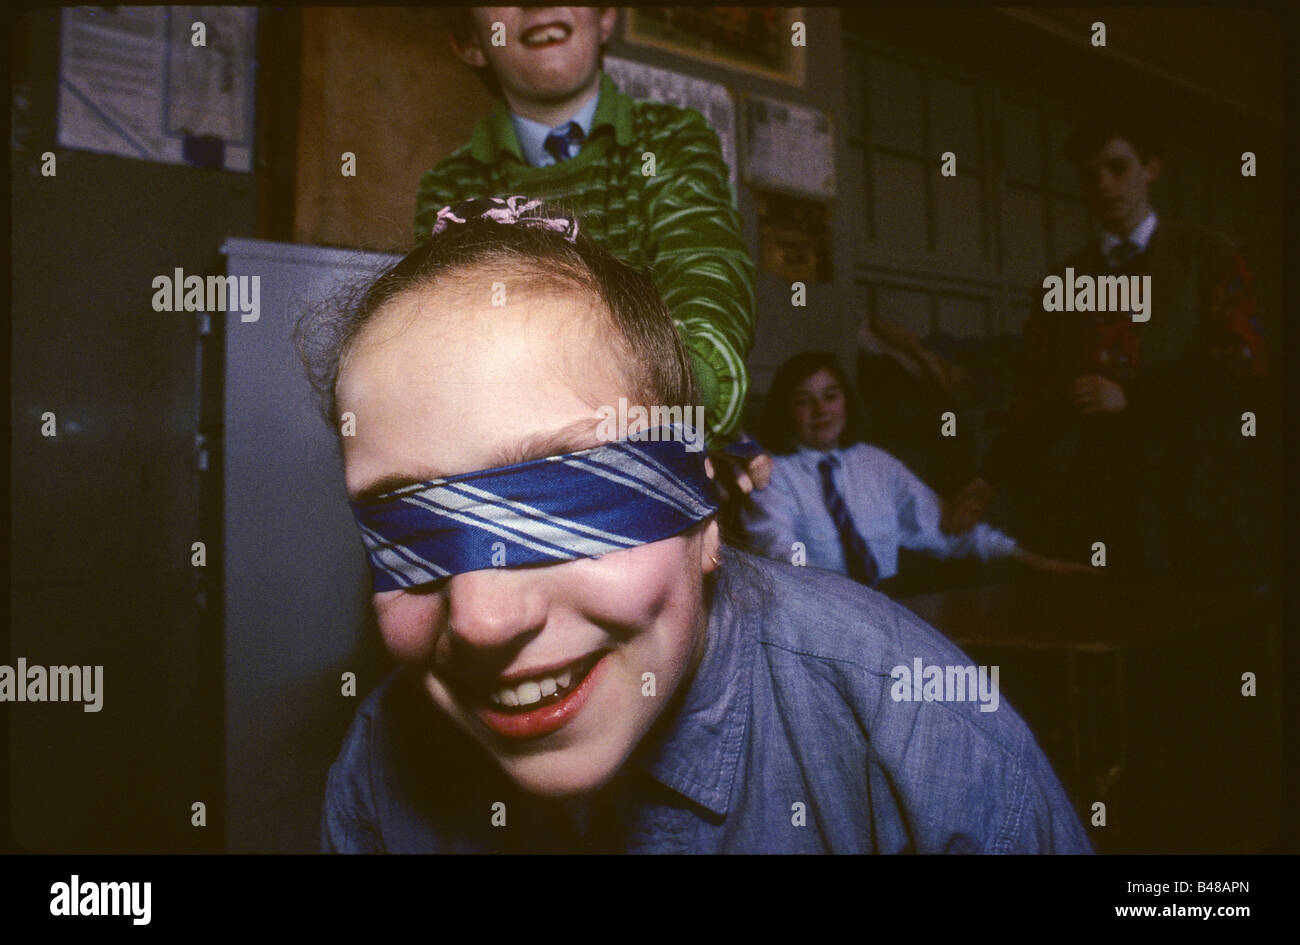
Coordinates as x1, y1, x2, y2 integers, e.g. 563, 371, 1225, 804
606, 7, 861, 405
5, 8, 292, 852
842, 8, 1284, 343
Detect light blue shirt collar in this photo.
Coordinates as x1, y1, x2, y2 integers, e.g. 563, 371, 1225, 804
1099, 209, 1158, 257
794, 443, 842, 470
510, 89, 601, 168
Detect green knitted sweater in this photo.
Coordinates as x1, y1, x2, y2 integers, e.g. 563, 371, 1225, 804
414, 73, 755, 441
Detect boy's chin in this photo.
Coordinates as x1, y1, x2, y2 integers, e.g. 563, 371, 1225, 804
521, 75, 596, 103
514, 58, 599, 93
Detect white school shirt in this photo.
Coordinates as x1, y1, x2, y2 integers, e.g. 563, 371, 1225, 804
741, 442, 1018, 580
1099, 209, 1158, 259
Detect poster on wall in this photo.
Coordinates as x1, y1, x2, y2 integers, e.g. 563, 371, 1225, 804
604, 56, 737, 194
625, 7, 805, 87
57, 6, 256, 171
743, 93, 835, 199
753, 186, 833, 283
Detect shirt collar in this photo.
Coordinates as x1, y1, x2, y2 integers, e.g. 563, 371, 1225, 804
794, 443, 840, 470
510, 88, 601, 167
629, 555, 757, 816
1099, 209, 1159, 256
469, 72, 633, 166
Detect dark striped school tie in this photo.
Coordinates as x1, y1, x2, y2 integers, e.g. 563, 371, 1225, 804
1106, 238, 1140, 270
543, 121, 585, 162
1105, 238, 1144, 321
818, 454, 880, 587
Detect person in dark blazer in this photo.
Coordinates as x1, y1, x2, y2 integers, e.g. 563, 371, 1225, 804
947, 112, 1274, 585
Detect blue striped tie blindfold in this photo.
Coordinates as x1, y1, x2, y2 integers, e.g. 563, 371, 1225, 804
349, 426, 718, 592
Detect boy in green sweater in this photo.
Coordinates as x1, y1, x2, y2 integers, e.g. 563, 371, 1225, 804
414, 7, 758, 459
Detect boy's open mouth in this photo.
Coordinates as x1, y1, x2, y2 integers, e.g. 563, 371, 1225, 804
521, 22, 572, 48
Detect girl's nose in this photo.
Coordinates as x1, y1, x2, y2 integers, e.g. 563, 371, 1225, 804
444, 566, 548, 649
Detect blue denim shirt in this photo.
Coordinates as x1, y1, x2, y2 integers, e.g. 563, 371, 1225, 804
321, 551, 1092, 853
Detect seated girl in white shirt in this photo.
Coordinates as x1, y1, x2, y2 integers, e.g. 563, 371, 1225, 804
740, 352, 1092, 589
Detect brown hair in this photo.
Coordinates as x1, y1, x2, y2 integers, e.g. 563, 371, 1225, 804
1064, 108, 1164, 167
758, 351, 865, 455
295, 207, 698, 433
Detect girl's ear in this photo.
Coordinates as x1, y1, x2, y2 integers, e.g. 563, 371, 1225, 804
700, 519, 722, 575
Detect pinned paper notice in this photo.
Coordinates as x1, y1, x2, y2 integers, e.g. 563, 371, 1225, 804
57, 6, 256, 172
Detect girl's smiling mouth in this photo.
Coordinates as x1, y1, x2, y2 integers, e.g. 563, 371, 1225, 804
462, 650, 610, 740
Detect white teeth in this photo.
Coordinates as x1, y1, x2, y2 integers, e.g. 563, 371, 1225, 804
490, 659, 589, 709
524, 25, 567, 45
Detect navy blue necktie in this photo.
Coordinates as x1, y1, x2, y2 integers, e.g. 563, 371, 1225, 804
1106, 238, 1139, 271
1105, 238, 1144, 320
818, 454, 880, 587
543, 121, 584, 163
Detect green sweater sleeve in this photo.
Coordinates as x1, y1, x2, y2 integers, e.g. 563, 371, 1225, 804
642, 110, 755, 442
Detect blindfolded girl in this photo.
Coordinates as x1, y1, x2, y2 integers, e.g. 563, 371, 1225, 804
308, 196, 1090, 854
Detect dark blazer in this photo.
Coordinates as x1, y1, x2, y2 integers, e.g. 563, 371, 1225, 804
981, 217, 1276, 579
986, 217, 1248, 488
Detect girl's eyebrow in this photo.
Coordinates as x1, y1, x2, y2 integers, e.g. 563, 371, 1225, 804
351, 417, 603, 502
493, 416, 604, 467
352, 470, 441, 503
795, 384, 840, 397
